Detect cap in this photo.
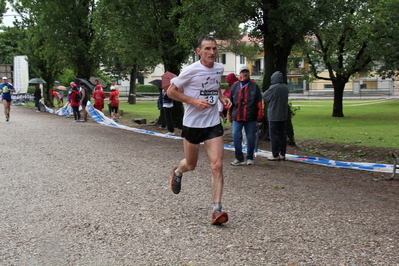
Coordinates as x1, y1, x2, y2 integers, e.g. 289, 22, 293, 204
72, 84, 77, 88
239, 66, 250, 73
111, 78, 117, 82
95, 85, 102, 89
2, 76, 7, 79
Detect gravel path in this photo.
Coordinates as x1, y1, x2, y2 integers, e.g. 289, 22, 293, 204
0, 106, 398, 265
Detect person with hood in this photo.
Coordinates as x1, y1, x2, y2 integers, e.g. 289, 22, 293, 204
262, 71, 289, 161
93, 84, 106, 111
229, 66, 263, 166
69, 84, 81, 122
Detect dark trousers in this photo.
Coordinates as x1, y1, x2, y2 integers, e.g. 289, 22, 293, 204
159, 108, 166, 127
72, 106, 81, 121
269, 121, 287, 157
164, 107, 174, 133
34, 99, 41, 111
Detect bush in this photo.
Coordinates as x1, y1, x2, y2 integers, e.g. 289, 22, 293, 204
136, 84, 159, 93
220, 83, 230, 91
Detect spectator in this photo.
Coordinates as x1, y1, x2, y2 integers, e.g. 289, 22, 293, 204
162, 88, 174, 135
69, 84, 81, 122
109, 79, 120, 122
262, 71, 289, 161
33, 84, 42, 112
67, 82, 75, 103
93, 84, 106, 112
79, 82, 90, 122
229, 66, 263, 166
52, 89, 63, 109
157, 87, 166, 129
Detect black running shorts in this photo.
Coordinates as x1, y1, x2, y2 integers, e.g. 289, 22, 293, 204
182, 123, 224, 144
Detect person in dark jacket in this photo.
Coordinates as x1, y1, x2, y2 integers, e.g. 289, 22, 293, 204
229, 66, 263, 166
262, 71, 289, 161
33, 84, 42, 112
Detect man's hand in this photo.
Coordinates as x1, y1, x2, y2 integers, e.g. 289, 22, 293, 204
193, 98, 212, 110
220, 97, 232, 109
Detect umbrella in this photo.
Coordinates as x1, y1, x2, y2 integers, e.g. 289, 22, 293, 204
57, 85, 66, 91
162, 71, 177, 91
89, 76, 106, 88
75, 78, 93, 94
29, 78, 46, 84
149, 79, 162, 89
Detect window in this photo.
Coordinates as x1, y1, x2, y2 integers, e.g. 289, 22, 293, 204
240, 55, 245, 64
221, 54, 226, 64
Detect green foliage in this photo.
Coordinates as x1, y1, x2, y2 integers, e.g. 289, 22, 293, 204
0, 27, 22, 64
57, 69, 76, 87
135, 84, 159, 93
220, 83, 230, 92
372, 0, 399, 78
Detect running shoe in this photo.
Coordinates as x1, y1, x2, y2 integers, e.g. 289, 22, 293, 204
230, 159, 246, 166
279, 155, 286, 161
211, 211, 228, 225
246, 159, 254, 165
6, 117, 9, 122
170, 165, 182, 194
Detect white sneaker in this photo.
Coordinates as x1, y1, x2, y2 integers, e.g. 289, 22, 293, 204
166, 132, 175, 136
230, 159, 246, 166
247, 159, 254, 165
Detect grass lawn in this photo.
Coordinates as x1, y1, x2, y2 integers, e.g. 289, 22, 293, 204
291, 99, 399, 149
29, 98, 399, 149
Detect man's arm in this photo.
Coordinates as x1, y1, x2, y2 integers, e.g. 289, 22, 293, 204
218, 87, 232, 110
167, 83, 212, 110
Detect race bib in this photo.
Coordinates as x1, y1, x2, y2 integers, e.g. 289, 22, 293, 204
199, 90, 218, 106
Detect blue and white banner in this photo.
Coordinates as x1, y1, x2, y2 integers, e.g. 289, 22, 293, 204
44, 101, 73, 117
43, 101, 396, 175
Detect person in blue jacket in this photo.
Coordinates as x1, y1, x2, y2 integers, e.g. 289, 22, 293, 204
0, 77, 16, 122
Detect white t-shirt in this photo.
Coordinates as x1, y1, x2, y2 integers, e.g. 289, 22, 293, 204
171, 61, 224, 128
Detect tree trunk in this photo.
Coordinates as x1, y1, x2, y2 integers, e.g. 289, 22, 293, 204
286, 104, 296, 146
332, 80, 345, 117
128, 66, 137, 104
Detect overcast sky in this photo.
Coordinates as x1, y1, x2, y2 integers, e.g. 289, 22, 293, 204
1, 3, 19, 27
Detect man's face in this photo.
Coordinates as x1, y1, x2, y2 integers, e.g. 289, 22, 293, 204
197, 40, 217, 67
2, 79, 7, 84
240, 70, 250, 81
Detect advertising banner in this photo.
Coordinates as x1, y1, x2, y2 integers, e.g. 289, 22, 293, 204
13, 55, 29, 93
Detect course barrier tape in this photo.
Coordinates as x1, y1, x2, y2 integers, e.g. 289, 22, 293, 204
43, 101, 396, 175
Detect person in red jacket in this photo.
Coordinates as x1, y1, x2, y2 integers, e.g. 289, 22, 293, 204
229, 66, 263, 166
93, 84, 106, 111
69, 84, 81, 122
109, 80, 120, 121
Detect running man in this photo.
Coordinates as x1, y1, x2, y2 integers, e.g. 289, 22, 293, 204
0, 77, 16, 122
167, 35, 232, 225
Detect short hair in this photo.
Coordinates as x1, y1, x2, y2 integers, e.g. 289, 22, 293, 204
197, 35, 216, 49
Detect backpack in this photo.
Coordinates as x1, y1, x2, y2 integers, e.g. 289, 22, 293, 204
74, 91, 81, 102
